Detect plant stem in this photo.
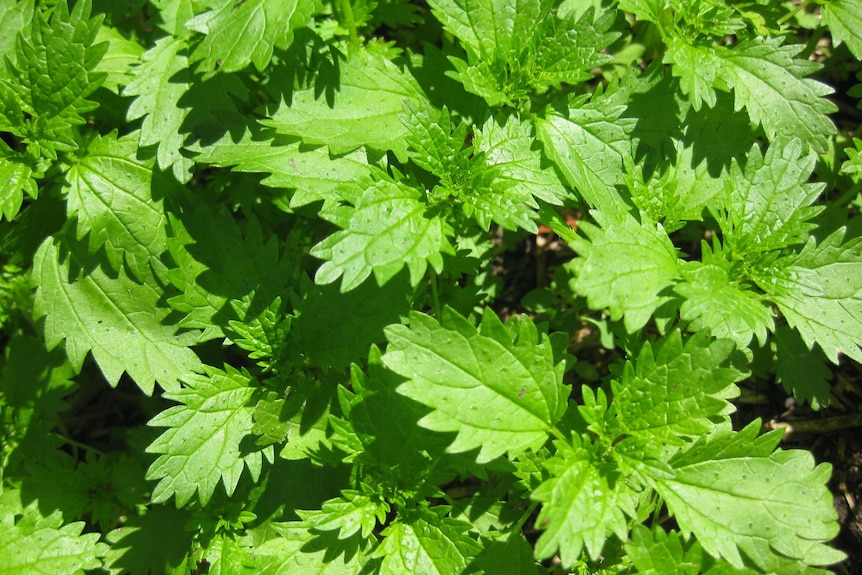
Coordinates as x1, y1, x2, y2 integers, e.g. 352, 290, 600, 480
430, 270, 442, 318
798, 25, 825, 60
515, 500, 540, 532
338, 0, 360, 51
777, 0, 812, 26
51, 432, 105, 457
549, 425, 568, 444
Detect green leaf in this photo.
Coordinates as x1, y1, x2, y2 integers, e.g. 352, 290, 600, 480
256, 522, 374, 575
612, 330, 742, 442
0, 490, 107, 575
0, 140, 39, 221
0, 0, 33, 75
427, 0, 552, 61
568, 211, 681, 332
474, 114, 570, 208
124, 35, 194, 182
625, 525, 702, 575
1, 0, 106, 154
533, 8, 617, 87
227, 297, 290, 368
715, 140, 823, 256
665, 38, 723, 111
842, 137, 862, 182
401, 98, 469, 179
297, 491, 389, 540
190, 123, 374, 212
654, 421, 845, 570
92, 23, 145, 93
310, 179, 454, 291
447, 56, 510, 107
822, 0, 862, 59
774, 326, 832, 410
433, 3, 616, 105
149, 0, 197, 35
764, 228, 862, 364
376, 507, 482, 575
532, 436, 630, 566
675, 260, 774, 347
451, 497, 544, 575
32, 237, 202, 394
64, 131, 168, 283
263, 48, 424, 160
203, 535, 257, 575
251, 391, 292, 447
403, 107, 562, 231
146, 365, 265, 507
537, 95, 634, 212
667, 38, 836, 152
617, 0, 664, 23
187, 0, 321, 75
383, 307, 568, 463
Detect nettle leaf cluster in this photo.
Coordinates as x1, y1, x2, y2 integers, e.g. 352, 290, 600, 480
1, 0, 860, 573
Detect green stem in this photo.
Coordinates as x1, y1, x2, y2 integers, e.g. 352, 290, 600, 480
430, 270, 442, 318
338, 0, 360, 51
777, 0, 813, 26
548, 425, 568, 444
514, 500, 541, 532
827, 182, 862, 212
797, 25, 825, 60
51, 431, 105, 457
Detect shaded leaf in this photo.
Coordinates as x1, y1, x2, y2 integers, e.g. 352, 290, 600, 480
32, 236, 202, 394
0, 490, 107, 575
376, 507, 482, 575
383, 307, 568, 463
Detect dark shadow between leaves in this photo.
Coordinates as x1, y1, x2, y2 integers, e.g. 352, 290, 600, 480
102, 505, 196, 575
682, 92, 759, 176
177, 71, 249, 150
287, 270, 413, 373
264, 28, 340, 109
347, 346, 463, 495
247, 457, 351, 526
622, 63, 685, 179
300, 527, 367, 564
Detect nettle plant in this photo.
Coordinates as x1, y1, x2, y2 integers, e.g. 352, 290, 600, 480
1, 0, 861, 573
